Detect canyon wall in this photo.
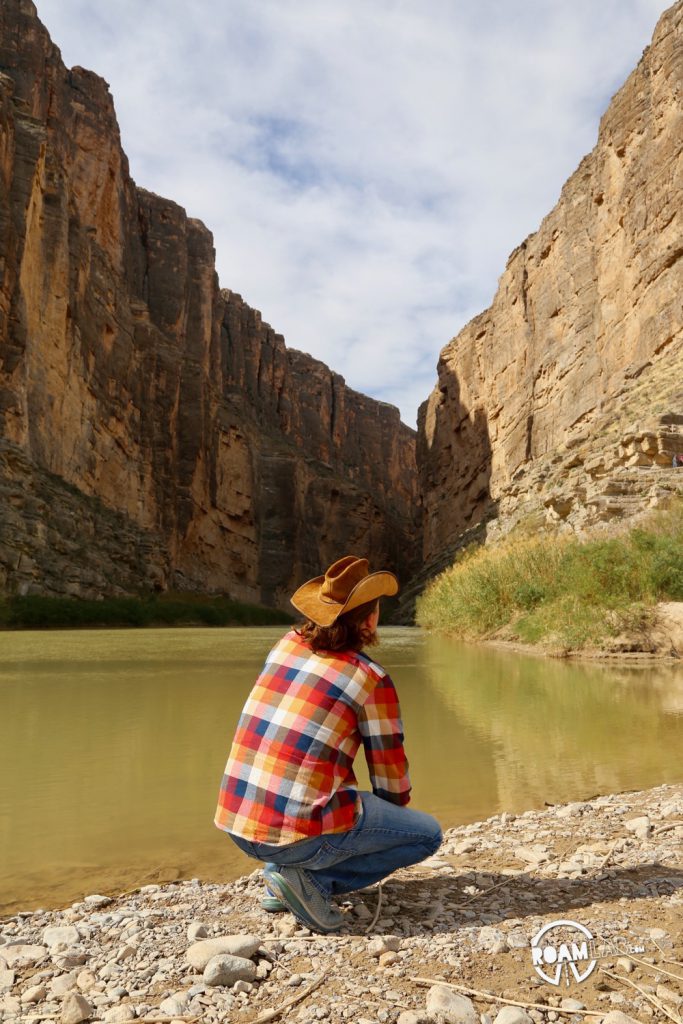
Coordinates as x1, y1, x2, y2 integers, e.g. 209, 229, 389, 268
0, 0, 419, 607
419, 0, 683, 569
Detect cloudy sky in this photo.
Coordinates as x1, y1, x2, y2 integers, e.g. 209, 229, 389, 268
37, 0, 667, 426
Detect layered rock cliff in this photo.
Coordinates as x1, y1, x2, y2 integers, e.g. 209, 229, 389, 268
419, 1, 683, 569
0, 0, 419, 606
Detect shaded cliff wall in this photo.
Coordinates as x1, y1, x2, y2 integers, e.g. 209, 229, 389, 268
0, 0, 419, 605
419, 1, 683, 566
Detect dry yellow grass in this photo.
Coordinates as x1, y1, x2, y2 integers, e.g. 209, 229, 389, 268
416, 503, 683, 649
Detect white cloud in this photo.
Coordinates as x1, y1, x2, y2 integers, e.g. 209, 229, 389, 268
36, 0, 668, 425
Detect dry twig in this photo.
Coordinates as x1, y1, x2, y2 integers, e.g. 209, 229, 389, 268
650, 935, 683, 969
261, 949, 295, 977
261, 934, 351, 943
411, 977, 604, 1016
253, 971, 326, 1023
528, 836, 578, 877
139, 1017, 200, 1023
653, 821, 683, 836
600, 968, 683, 1024
625, 951, 683, 984
593, 838, 622, 874
455, 875, 514, 908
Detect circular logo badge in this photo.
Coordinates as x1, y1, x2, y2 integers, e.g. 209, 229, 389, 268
531, 919, 597, 986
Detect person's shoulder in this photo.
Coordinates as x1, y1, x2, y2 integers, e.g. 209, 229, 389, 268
272, 633, 388, 686
265, 628, 309, 662
348, 648, 388, 684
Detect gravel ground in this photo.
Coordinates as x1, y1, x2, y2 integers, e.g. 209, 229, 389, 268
2, 782, 682, 1024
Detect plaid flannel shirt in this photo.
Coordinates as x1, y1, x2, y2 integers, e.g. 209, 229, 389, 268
214, 629, 411, 844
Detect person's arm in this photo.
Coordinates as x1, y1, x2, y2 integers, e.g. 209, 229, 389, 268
357, 671, 411, 805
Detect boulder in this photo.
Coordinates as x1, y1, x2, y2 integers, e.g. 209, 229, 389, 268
368, 935, 402, 957
624, 816, 651, 840
187, 921, 209, 942
44, 926, 81, 948
600, 1013, 642, 1024
61, 991, 93, 1024
203, 953, 257, 987
0, 944, 47, 968
426, 985, 479, 1024
493, 1008, 533, 1024
186, 934, 261, 970
102, 1007, 137, 1023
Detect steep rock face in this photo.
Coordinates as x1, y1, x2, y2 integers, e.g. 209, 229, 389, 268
0, 0, 418, 605
419, 1, 683, 566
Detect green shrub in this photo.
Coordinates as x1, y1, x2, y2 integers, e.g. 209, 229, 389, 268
416, 501, 683, 650
2, 594, 293, 630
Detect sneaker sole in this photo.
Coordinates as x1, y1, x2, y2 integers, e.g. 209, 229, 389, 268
262, 867, 285, 911
261, 895, 286, 912
262, 868, 341, 934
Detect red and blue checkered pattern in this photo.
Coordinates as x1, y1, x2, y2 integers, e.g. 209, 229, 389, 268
214, 630, 411, 844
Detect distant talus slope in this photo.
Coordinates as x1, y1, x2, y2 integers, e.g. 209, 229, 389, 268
0, 0, 418, 604
419, 1, 683, 566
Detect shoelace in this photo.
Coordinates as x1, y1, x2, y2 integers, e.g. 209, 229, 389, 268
364, 879, 383, 933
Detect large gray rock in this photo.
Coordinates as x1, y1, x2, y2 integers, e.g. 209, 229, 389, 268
83, 895, 112, 907
426, 985, 479, 1024
186, 935, 261, 970
477, 927, 508, 953
49, 970, 81, 997
61, 991, 93, 1024
1, 995, 20, 1016
450, 839, 477, 854
102, 1007, 136, 1023
76, 969, 98, 992
203, 953, 257, 987
560, 999, 585, 1012
506, 929, 529, 949
493, 1008, 533, 1024
44, 926, 81, 948
0, 944, 47, 967
159, 993, 189, 1016
600, 1013, 642, 1024
624, 816, 651, 840
368, 935, 402, 957
21, 983, 47, 1004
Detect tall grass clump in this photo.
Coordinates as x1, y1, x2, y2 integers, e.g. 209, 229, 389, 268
416, 536, 570, 638
416, 500, 683, 649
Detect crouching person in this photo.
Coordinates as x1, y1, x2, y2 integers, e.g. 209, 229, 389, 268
214, 555, 443, 934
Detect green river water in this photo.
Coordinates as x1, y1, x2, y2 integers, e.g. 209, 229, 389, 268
1, 625, 682, 915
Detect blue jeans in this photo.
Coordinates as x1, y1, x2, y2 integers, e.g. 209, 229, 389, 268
228, 791, 442, 898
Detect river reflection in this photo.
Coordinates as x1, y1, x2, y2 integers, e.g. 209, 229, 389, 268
1, 626, 681, 913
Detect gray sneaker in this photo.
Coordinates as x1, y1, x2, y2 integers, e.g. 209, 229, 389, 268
263, 866, 344, 934
260, 863, 286, 912
260, 886, 286, 912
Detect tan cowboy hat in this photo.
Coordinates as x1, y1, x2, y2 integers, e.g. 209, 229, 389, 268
291, 555, 399, 627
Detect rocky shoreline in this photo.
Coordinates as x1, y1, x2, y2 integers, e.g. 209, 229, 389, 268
2, 782, 682, 1024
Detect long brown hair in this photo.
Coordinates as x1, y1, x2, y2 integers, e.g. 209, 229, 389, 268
296, 599, 379, 654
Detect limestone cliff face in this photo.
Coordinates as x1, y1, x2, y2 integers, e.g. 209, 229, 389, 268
419, 1, 683, 566
0, 0, 418, 604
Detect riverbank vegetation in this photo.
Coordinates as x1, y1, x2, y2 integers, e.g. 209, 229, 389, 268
0, 592, 293, 629
416, 502, 683, 650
